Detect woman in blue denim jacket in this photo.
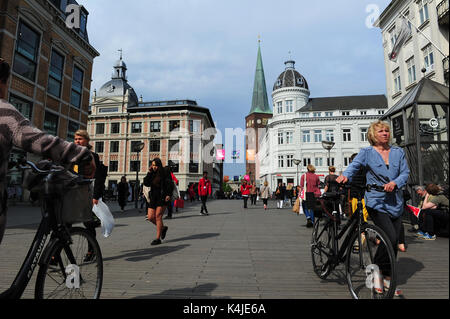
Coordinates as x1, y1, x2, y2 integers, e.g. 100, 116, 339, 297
337, 120, 410, 296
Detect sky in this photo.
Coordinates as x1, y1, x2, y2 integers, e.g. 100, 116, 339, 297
77, 0, 392, 177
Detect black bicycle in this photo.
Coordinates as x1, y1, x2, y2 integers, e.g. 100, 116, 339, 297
0, 160, 103, 299
310, 183, 397, 299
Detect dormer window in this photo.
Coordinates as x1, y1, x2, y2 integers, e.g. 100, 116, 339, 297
297, 77, 304, 85
277, 79, 282, 86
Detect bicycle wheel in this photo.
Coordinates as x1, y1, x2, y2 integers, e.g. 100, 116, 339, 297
345, 224, 396, 299
311, 216, 334, 279
35, 227, 103, 299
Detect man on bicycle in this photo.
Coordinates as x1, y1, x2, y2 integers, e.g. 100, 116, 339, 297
0, 58, 94, 246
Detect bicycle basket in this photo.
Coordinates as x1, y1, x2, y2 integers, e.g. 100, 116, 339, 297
60, 182, 94, 224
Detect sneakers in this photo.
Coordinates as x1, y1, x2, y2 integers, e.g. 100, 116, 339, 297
420, 233, 436, 240
161, 226, 168, 240
151, 239, 162, 246
415, 230, 426, 237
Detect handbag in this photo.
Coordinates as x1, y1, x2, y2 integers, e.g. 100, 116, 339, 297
143, 185, 151, 204
292, 197, 300, 214
171, 181, 180, 201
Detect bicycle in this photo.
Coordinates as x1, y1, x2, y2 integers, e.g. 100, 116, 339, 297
0, 160, 103, 299
310, 183, 397, 299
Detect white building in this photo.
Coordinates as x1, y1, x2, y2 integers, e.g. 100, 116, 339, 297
258, 60, 388, 190
375, 0, 449, 107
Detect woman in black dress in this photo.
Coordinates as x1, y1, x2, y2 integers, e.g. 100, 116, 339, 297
144, 158, 173, 245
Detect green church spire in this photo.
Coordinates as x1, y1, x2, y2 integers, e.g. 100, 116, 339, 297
249, 42, 272, 115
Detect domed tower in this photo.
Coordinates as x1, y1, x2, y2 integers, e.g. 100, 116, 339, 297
272, 60, 310, 118
245, 42, 273, 182
91, 53, 139, 114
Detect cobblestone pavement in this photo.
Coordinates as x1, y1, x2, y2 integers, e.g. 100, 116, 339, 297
0, 199, 448, 299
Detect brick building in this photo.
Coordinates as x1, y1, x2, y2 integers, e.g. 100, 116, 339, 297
0, 0, 99, 180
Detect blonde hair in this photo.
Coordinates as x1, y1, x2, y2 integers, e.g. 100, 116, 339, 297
74, 129, 92, 149
264, 181, 268, 187
307, 164, 316, 173
367, 120, 391, 146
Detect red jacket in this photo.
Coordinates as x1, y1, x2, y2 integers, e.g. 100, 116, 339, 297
198, 178, 211, 196
241, 184, 252, 196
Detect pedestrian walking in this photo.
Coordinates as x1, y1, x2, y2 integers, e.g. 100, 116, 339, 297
337, 120, 410, 296
144, 158, 173, 246
275, 182, 285, 209
0, 57, 94, 245
241, 179, 252, 209
74, 130, 108, 262
165, 162, 179, 220
250, 181, 257, 205
198, 171, 212, 215
117, 176, 129, 212
300, 165, 321, 228
260, 181, 271, 211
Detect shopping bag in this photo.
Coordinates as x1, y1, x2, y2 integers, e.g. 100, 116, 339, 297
292, 198, 300, 214
175, 198, 184, 209
92, 198, 115, 238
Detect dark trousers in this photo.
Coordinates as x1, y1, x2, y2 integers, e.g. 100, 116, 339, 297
167, 201, 173, 217
367, 208, 402, 277
250, 194, 257, 205
200, 196, 208, 214
243, 196, 249, 208
420, 209, 449, 236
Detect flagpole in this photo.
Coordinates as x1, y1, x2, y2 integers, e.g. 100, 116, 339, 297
399, 12, 447, 59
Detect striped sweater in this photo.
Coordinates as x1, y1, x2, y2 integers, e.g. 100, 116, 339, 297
0, 98, 90, 243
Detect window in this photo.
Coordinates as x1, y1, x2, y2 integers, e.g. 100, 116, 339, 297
286, 155, 294, 168
278, 156, 284, 168
303, 158, 311, 167
418, 0, 429, 25
71, 66, 83, 108
277, 101, 283, 114
131, 122, 142, 133
111, 122, 120, 134
48, 50, 64, 97
67, 121, 79, 142
96, 123, 105, 134
344, 157, 352, 167
169, 160, 179, 173
43, 112, 58, 136
423, 44, 434, 72
131, 141, 143, 152
169, 120, 180, 132
95, 142, 104, 153
314, 130, 322, 143
325, 112, 333, 117
110, 141, 119, 153
302, 130, 311, 143
315, 157, 323, 167
301, 113, 309, 118
327, 157, 335, 167
360, 128, 368, 142
286, 131, 293, 144
313, 112, 322, 117
190, 120, 201, 133
130, 161, 140, 172
360, 111, 367, 115
150, 121, 161, 133
278, 132, 284, 145
9, 95, 32, 120
343, 129, 352, 142
342, 111, 350, 116
325, 130, 334, 142
393, 68, 401, 93
169, 140, 180, 152
389, 26, 397, 50
13, 21, 40, 81
378, 110, 385, 115
286, 100, 293, 113
406, 57, 417, 85
109, 161, 118, 172
150, 139, 160, 152
189, 162, 199, 173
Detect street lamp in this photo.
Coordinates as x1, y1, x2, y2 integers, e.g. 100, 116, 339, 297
293, 159, 301, 186
321, 141, 335, 168
133, 141, 145, 209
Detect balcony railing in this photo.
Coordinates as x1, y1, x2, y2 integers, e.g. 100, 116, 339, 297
437, 0, 449, 24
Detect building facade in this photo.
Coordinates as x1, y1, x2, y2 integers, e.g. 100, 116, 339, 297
1, 0, 98, 186
258, 60, 388, 190
375, 0, 449, 107
88, 57, 217, 196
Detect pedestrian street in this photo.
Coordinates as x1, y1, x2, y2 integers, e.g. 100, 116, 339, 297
0, 199, 448, 299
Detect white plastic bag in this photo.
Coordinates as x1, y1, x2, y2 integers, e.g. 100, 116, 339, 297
92, 198, 115, 238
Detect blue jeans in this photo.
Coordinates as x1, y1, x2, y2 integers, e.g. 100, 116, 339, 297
302, 201, 314, 223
